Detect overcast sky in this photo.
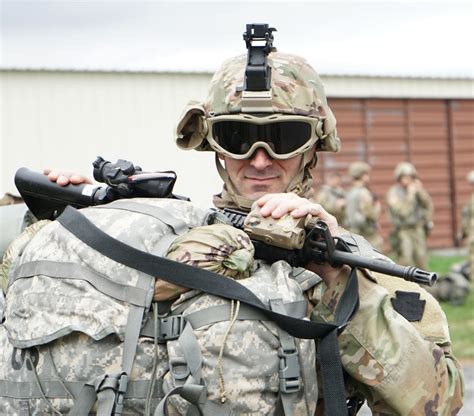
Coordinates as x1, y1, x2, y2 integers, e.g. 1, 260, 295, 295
1, 0, 473, 77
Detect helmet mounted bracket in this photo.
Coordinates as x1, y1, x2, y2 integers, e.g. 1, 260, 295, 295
239, 23, 276, 113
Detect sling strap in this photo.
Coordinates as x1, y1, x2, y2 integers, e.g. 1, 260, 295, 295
57, 206, 359, 416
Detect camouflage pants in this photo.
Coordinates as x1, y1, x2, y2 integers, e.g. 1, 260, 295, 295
469, 240, 474, 281
394, 226, 428, 270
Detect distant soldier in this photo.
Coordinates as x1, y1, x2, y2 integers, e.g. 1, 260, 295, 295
345, 161, 383, 250
386, 162, 433, 269
460, 170, 474, 281
429, 170, 473, 304
315, 172, 346, 225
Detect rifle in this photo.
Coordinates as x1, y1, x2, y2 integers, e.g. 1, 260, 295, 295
14, 156, 186, 220
14, 157, 436, 286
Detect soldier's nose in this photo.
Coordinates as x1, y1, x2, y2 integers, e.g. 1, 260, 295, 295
249, 148, 273, 170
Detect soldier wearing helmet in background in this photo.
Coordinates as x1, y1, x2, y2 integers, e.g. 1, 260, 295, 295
426, 170, 473, 305
344, 161, 383, 250
41, 25, 463, 414
460, 170, 474, 281
386, 162, 434, 269
315, 171, 346, 225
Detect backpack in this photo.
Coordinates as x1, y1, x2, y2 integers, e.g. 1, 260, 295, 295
426, 261, 471, 305
0, 198, 319, 415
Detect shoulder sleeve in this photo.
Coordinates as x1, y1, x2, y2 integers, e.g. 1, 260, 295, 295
337, 271, 464, 414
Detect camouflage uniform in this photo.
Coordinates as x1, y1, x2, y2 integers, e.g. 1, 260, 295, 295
460, 171, 474, 281
315, 182, 346, 225
0, 28, 464, 415
309, 263, 464, 414
386, 163, 434, 269
344, 162, 383, 251
176, 47, 464, 414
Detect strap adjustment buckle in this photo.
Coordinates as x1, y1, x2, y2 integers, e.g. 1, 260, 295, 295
114, 373, 129, 415
159, 315, 185, 341
278, 347, 301, 393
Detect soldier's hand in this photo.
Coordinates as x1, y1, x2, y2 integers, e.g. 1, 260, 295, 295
256, 193, 340, 236
43, 169, 93, 187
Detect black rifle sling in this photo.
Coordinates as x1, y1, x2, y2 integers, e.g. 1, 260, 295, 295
57, 206, 358, 415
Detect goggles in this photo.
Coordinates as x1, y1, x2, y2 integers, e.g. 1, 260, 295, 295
206, 114, 324, 160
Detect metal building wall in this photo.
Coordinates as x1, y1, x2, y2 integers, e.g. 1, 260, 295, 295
1, 70, 473, 247
0, 70, 220, 209
317, 98, 474, 249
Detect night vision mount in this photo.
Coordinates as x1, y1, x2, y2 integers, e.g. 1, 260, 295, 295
242, 23, 276, 91
240, 23, 277, 112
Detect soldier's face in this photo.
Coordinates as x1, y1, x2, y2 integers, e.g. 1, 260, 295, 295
220, 148, 303, 200
400, 175, 413, 187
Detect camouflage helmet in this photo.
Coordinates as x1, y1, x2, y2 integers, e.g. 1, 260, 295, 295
348, 161, 371, 179
175, 52, 340, 153
394, 162, 417, 180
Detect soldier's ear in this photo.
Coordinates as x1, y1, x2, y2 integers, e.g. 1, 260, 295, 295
218, 154, 225, 161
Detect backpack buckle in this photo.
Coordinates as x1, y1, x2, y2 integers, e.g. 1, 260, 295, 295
278, 347, 301, 393
170, 357, 191, 380
159, 315, 185, 341
114, 373, 129, 415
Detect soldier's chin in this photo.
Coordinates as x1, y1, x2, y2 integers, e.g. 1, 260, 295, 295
242, 186, 276, 201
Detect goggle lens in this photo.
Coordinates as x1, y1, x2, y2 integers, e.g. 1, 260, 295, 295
211, 120, 313, 156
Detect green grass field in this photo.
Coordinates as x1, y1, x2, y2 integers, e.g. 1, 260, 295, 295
428, 254, 474, 360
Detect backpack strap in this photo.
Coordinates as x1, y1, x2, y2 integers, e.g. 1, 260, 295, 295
142, 299, 307, 338
10, 260, 153, 308
57, 206, 359, 416
67, 256, 153, 415
67, 305, 147, 416
95, 200, 189, 235
270, 298, 300, 416
95, 200, 190, 256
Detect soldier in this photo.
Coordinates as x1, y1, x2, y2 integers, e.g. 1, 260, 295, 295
41, 26, 463, 414
315, 171, 346, 225
460, 170, 474, 281
428, 170, 474, 304
344, 161, 383, 250
386, 162, 434, 269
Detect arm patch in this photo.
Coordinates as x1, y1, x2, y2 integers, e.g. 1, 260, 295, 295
391, 291, 426, 322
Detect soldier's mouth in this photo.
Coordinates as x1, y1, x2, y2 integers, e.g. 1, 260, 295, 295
245, 177, 278, 185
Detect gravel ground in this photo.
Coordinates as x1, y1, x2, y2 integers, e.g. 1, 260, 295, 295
358, 363, 473, 415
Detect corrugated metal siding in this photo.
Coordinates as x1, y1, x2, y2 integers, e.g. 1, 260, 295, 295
450, 100, 474, 239
1, 70, 472, 248
316, 98, 474, 249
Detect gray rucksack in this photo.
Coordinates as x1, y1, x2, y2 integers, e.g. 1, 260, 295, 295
0, 198, 319, 415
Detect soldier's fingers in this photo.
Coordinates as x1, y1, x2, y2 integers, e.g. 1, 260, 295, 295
45, 170, 61, 182
56, 175, 73, 186
69, 174, 93, 185
257, 193, 300, 217
291, 203, 339, 235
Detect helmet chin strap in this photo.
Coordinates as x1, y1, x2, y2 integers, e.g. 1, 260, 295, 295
213, 148, 317, 211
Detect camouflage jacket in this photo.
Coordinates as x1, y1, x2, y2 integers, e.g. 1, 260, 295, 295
386, 183, 434, 229
461, 192, 474, 242
344, 184, 380, 235
308, 259, 464, 414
